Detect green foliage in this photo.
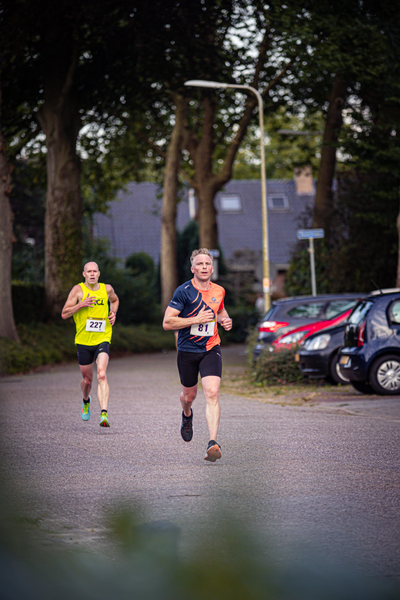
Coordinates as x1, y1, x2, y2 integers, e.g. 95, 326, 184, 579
11, 237, 162, 326
285, 242, 332, 296
83, 237, 160, 324
233, 108, 324, 180
0, 322, 176, 375
79, 118, 164, 219
332, 172, 398, 292
12, 244, 44, 285
10, 158, 46, 284
12, 283, 44, 323
2, 497, 396, 600
0, 323, 76, 375
252, 347, 304, 385
56, 214, 84, 301
285, 167, 400, 295
246, 326, 261, 367
4, 0, 400, 317
176, 220, 200, 284
125, 252, 155, 281
219, 305, 261, 344
111, 324, 175, 354
82, 232, 120, 274
109, 271, 160, 325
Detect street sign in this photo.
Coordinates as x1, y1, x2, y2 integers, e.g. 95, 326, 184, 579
296, 229, 324, 296
297, 228, 324, 240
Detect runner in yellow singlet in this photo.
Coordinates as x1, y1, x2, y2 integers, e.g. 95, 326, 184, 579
61, 262, 119, 427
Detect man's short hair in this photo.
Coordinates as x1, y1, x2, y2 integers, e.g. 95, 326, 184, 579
190, 248, 214, 265
83, 261, 99, 272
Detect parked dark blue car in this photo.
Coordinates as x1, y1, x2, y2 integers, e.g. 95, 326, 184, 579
339, 290, 400, 394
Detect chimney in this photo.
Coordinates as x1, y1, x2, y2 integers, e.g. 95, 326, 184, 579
294, 165, 314, 195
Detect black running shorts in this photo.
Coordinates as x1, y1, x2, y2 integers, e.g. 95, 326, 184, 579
177, 345, 222, 388
76, 342, 110, 366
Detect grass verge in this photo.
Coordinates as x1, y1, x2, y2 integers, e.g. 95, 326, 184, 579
0, 321, 176, 376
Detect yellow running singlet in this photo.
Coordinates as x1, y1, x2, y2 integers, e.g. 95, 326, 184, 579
73, 283, 112, 346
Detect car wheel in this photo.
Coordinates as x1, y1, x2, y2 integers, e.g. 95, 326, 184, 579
369, 354, 400, 395
350, 380, 374, 394
328, 351, 350, 385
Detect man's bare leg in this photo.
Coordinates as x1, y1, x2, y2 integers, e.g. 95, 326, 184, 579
202, 376, 221, 440
180, 385, 197, 441
180, 384, 197, 416
96, 352, 110, 411
80, 364, 93, 400
79, 364, 93, 421
202, 375, 222, 461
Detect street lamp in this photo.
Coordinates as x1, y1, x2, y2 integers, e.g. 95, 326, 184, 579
184, 79, 271, 311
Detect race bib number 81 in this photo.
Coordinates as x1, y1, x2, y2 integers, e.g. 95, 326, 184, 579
190, 320, 215, 337
86, 319, 106, 333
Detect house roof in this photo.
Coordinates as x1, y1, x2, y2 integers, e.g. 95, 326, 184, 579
93, 179, 314, 269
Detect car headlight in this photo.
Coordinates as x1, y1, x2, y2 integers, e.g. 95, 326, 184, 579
278, 330, 308, 345
303, 333, 331, 351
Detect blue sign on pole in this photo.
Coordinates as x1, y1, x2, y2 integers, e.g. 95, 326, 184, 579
297, 228, 325, 240
297, 229, 324, 296
209, 249, 220, 258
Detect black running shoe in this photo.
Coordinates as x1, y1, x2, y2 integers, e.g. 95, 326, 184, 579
181, 409, 193, 442
204, 440, 221, 462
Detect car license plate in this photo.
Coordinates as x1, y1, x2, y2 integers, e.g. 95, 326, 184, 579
295, 353, 300, 363
339, 355, 350, 365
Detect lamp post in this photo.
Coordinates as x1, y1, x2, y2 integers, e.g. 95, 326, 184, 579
184, 79, 271, 311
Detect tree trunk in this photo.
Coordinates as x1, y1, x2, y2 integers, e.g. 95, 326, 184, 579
313, 76, 348, 233
396, 188, 400, 288
187, 95, 257, 250
189, 96, 220, 250
160, 95, 187, 310
0, 124, 20, 342
196, 184, 219, 249
37, 69, 82, 319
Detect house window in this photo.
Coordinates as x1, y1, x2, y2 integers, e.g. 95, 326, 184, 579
268, 194, 289, 210
219, 194, 242, 212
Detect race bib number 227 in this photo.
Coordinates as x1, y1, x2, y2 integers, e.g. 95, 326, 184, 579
86, 319, 106, 333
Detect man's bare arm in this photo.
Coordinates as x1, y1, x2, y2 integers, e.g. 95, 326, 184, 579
217, 308, 233, 331
163, 305, 215, 331
61, 285, 92, 319
106, 284, 119, 326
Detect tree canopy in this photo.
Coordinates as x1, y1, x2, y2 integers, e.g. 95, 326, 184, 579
2, 0, 400, 327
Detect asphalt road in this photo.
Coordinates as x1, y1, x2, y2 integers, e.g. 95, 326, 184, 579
1, 345, 399, 589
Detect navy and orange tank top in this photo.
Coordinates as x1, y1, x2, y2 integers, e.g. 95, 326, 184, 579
168, 279, 225, 352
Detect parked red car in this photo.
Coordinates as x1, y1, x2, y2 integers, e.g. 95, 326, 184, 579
252, 294, 362, 360
270, 309, 354, 351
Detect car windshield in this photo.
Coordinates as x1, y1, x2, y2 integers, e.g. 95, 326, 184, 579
347, 300, 373, 325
